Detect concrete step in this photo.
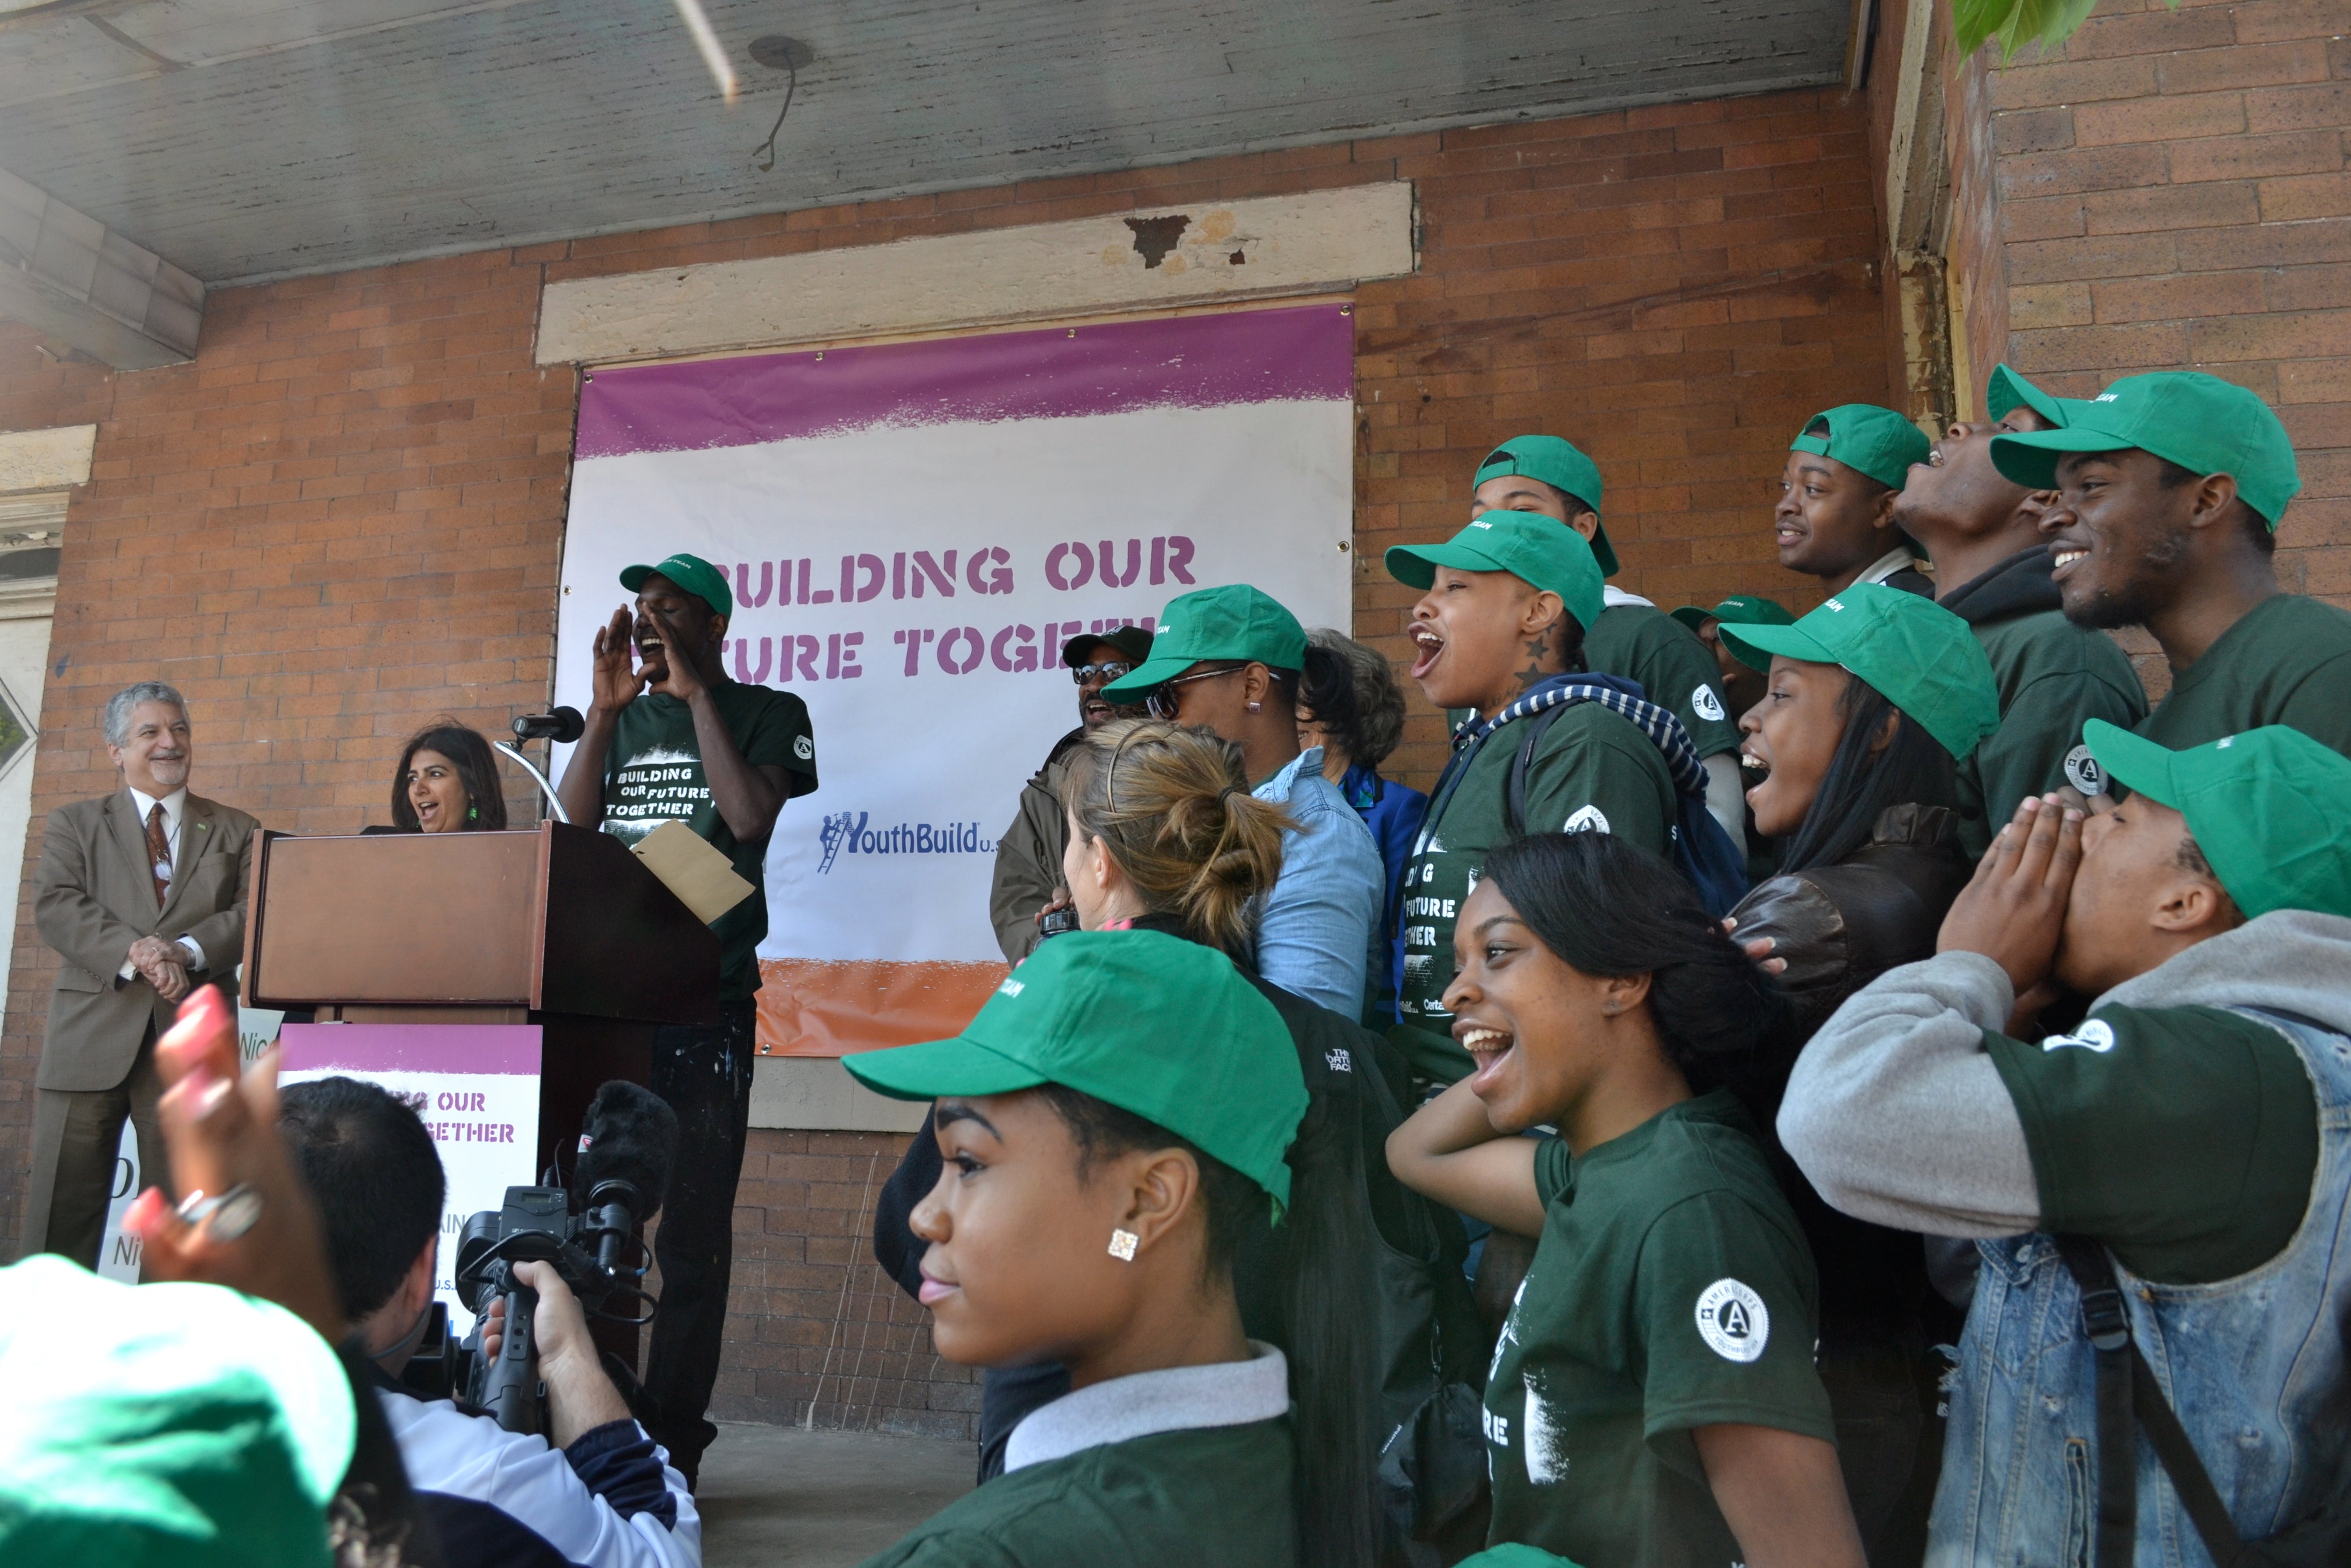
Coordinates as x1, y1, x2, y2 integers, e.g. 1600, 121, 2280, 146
697, 1420, 978, 1567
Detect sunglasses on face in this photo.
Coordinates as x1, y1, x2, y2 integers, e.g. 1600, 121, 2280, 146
1144, 665, 1243, 721
1070, 662, 1134, 685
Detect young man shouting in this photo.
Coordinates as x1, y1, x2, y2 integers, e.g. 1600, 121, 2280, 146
1778, 722, 2351, 1563
556, 550, 817, 1488
1992, 370, 2351, 757
1893, 365, 2147, 853
1471, 436, 1745, 845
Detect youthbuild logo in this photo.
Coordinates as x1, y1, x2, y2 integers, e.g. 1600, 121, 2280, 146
819, 811, 995, 872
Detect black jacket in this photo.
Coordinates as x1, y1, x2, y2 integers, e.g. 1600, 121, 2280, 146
1937, 542, 2060, 626
1730, 804, 1974, 1339
1729, 804, 1974, 1043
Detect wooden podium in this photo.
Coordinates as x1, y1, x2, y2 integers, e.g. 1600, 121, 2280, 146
241, 820, 722, 1180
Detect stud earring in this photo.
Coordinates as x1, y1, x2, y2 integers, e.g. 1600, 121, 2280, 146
1246, 701, 1261, 713
1108, 1228, 1140, 1261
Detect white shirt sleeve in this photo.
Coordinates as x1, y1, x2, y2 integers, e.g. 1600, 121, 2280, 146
377, 1392, 702, 1568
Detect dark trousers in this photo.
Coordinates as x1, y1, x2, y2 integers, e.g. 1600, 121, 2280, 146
642, 999, 757, 1481
23, 1027, 166, 1267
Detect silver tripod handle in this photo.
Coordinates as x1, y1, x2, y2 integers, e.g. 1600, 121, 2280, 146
494, 742, 571, 826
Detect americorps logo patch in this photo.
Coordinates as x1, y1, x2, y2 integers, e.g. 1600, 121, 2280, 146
2043, 1018, 2117, 1054
1691, 685, 1726, 723
2063, 744, 2104, 796
1563, 804, 1610, 834
1695, 1278, 1770, 1363
794, 734, 814, 761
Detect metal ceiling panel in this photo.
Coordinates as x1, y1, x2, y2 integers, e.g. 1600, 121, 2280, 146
0, 0, 1847, 285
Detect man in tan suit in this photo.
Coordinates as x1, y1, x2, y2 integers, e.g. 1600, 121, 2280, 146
25, 681, 258, 1266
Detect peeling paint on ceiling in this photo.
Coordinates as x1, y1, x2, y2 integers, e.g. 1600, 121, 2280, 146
0, 0, 1848, 286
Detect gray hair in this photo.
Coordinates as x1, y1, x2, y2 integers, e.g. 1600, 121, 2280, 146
103, 682, 188, 747
1306, 628, 1408, 771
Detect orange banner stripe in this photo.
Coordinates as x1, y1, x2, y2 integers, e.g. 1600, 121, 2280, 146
755, 957, 1009, 1057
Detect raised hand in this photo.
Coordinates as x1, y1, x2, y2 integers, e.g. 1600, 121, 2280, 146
123, 984, 344, 1340
1937, 793, 2084, 999
589, 603, 646, 715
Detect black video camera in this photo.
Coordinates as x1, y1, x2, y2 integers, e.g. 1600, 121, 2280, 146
450, 1081, 679, 1434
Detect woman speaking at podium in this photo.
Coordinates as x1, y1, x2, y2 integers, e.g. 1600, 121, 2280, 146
370, 722, 508, 834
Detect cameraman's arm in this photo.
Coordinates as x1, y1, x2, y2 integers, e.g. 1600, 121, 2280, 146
488, 1261, 631, 1445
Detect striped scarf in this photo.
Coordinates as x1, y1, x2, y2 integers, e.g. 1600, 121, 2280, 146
1452, 673, 1709, 800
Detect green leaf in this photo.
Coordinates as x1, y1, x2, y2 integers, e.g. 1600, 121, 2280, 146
1950, 0, 2013, 55
1953, 0, 2173, 62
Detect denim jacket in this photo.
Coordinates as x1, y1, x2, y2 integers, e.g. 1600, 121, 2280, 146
1251, 746, 1384, 1021
1931, 1007, 2351, 1567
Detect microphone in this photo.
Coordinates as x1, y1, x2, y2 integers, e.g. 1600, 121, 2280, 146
573, 1081, 680, 1279
513, 707, 585, 743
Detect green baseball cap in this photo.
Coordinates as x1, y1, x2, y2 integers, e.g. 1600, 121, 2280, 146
1988, 371, 2301, 528
2082, 721, 2351, 921
0, 1256, 355, 1567
1099, 585, 1307, 699
1670, 593, 1797, 633
1718, 581, 2000, 760
1985, 364, 2069, 429
844, 930, 1309, 1211
1385, 512, 1608, 637
1791, 404, 1933, 490
1474, 436, 1617, 576
620, 551, 734, 619
1454, 1548, 1586, 1568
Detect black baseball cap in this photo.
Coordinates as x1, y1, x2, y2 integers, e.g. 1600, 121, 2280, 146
1061, 625, 1154, 668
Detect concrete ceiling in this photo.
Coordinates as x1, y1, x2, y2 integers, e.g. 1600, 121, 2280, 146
0, 0, 1849, 287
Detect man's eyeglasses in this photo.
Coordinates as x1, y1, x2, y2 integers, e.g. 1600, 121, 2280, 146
1070, 662, 1134, 685
1144, 665, 1243, 721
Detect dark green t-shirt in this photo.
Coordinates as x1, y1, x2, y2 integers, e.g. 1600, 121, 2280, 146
856, 1418, 1294, 1568
1957, 606, 2147, 856
600, 681, 817, 1000
2138, 593, 2351, 758
1396, 707, 1676, 1083
1484, 1091, 1835, 1568
1984, 1004, 2318, 1285
1584, 601, 1741, 761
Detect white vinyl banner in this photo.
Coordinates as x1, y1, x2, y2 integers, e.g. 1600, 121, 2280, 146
278, 1023, 542, 1337
556, 305, 1356, 1055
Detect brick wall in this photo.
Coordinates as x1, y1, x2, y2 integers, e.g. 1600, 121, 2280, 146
1943, 0, 2350, 677
0, 86, 1895, 1433
1353, 91, 1889, 782
719, 1128, 979, 1436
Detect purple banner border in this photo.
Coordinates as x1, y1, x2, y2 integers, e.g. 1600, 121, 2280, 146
576, 303, 1353, 460
280, 1024, 543, 1077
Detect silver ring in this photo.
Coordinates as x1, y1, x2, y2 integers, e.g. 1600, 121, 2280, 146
175, 1184, 263, 1243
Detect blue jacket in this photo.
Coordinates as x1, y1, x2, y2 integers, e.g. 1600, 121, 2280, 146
1337, 762, 1427, 1025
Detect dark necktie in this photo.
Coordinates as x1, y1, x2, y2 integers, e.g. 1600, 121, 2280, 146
145, 803, 173, 908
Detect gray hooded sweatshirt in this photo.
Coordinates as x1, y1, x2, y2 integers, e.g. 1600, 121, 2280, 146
1777, 908, 2351, 1238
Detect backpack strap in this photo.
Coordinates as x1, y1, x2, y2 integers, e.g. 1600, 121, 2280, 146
2054, 1234, 2251, 1568
1501, 704, 1574, 840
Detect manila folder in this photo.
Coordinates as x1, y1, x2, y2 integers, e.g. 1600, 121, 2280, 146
629, 820, 757, 925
